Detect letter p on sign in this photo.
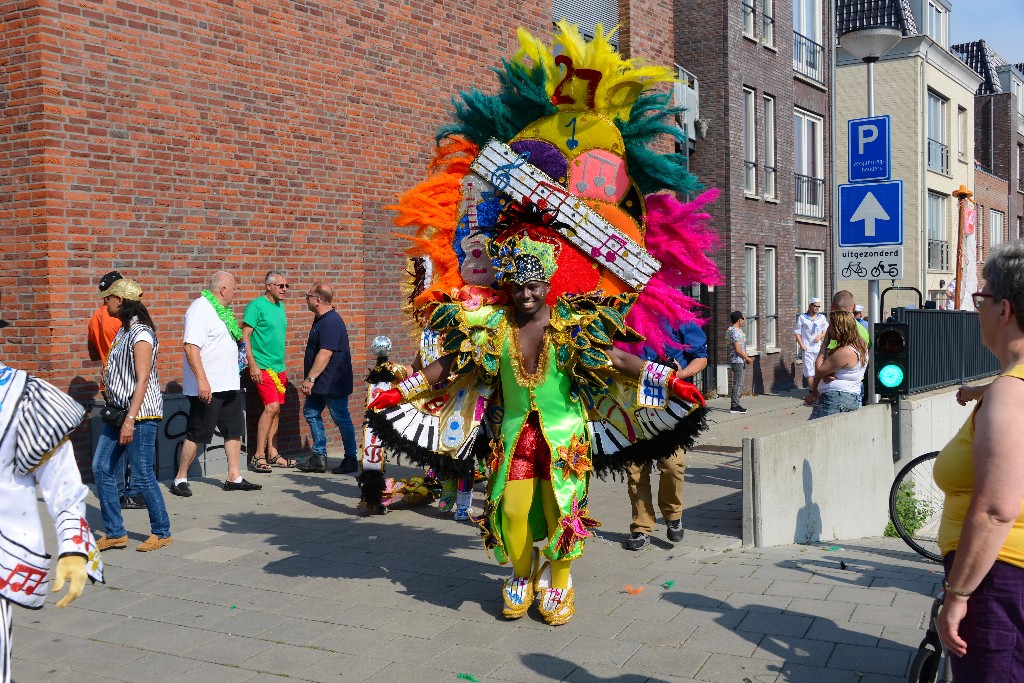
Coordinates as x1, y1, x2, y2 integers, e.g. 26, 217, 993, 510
858, 125, 878, 155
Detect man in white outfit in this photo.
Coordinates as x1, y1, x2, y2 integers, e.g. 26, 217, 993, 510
0, 312, 103, 683
793, 298, 827, 387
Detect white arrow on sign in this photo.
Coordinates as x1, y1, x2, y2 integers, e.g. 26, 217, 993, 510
850, 191, 890, 236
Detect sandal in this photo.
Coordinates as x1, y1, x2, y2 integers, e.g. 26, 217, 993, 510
269, 455, 297, 468
249, 455, 273, 473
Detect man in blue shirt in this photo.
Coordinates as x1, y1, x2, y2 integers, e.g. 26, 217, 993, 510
623, 321, 709, 550
297, 283, 359, 474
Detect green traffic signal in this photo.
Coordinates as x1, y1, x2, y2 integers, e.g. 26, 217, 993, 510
878, 363, 905, 389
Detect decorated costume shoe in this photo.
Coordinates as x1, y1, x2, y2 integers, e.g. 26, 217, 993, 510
501, 548, 538, 620
537, 586, 575, 626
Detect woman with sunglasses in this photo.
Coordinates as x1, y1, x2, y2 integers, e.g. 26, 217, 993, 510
935, 239, 1024, 680
93, 279, 173, 552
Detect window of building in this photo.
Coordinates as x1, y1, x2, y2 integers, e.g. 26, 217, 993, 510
990, 209, 1005, 248
977, 206, 985, 261
1018, 144, 1023, 192
927, 191, 949, 270
763, 95, 776, 198
1014, 80, 1024, 133
1017, 216, 1023, 240
794, 108, 824, 218
793, 0, 823, 82
743, 88, 757, 194
764, 246, 777, 348
927, 92, 949, 174
795, 250, 823, 311
742, 0, 756, 37
744, 245, 758, 350
553, 0, 619, 47
926, 1, 946, 48
957, 106, 967, 162
762, 0, 774, 46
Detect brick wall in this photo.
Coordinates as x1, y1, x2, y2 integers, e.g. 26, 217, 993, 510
676, 0, 832, 395
973, 166, 1010, 277
1, 1, 680, 462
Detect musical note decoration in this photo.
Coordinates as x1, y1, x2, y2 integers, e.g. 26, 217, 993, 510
565, 116, 579, 151
571, 150, 628, 204
0, 564, 47, 595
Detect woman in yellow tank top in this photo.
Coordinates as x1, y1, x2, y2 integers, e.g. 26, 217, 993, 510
933, 240, 1024, 681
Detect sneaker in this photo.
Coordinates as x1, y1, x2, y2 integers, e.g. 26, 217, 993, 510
296, 455, 327, 473
622, 532, 650, 551
120, 495, 147, 510
136, 535, 173, 552
666, 518, 685, 542
168, 481, 192, 497
730, 405, 747, 414
453, 505, 470, 521
96, 534, 128, 551
332, 458, 359, 474
223, 479, 263, 491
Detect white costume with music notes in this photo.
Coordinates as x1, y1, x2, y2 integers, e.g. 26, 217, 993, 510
0, 363, 103, 682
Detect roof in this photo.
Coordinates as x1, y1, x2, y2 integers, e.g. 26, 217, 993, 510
836, 0, 918, 37
952, 40, 1007, 95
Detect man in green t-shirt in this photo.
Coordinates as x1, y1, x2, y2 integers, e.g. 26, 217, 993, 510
242, 270, 292, 471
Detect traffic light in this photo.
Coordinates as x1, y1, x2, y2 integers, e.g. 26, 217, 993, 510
874, 322, 910, 397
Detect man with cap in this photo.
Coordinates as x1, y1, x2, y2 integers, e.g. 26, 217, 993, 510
854, 304, 868, 329
0, 304, 104, 681
793, 298, 827, 387
87, 270, 146, 510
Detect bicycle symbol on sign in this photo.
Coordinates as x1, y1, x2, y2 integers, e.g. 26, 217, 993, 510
841, 261, 867, 278
870, 261, 899, 278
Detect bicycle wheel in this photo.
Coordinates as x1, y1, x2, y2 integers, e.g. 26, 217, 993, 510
889, 451, 944, 563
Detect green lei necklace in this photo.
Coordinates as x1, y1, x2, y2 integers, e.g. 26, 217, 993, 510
201, 289, 242, 341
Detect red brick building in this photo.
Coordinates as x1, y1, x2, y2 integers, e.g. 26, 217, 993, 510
677, 0, 834, 394
1, 1, 677, 461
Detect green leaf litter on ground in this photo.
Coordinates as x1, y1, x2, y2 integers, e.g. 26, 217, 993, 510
662, 581, 675, 590
457, 675, 479, 682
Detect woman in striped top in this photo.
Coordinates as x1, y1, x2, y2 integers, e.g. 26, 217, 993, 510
93, 278, 173, 552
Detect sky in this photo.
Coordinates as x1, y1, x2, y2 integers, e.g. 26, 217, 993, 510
949, 0, 1024, 64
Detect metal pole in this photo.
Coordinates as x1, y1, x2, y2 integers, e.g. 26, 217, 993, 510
866, 59, 878, 404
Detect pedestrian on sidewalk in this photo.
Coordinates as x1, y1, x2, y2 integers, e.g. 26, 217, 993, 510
623, 321, 708, 550
298, 283, 359, 475
171, 271, 262, 496
935, 240, 1024, 680
794, 298, 827, 387
726, 311, 753, 413
93, 278, 173, 552
242, 270, 295, 472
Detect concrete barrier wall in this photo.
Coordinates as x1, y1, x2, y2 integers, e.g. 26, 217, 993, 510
743, 404, 893, 547
895, 387, 977, 471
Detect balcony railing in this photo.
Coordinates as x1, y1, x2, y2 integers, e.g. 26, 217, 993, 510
793, 31, 824, 83
744, 160, 757, 194
763, 164, 776, 198
741, 0, 755, 36
794, 173, 824, 218
927, 137, 949, 174
928, 239, 950, 271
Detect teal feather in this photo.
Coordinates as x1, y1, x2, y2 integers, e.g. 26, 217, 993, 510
616, 91, 703, 196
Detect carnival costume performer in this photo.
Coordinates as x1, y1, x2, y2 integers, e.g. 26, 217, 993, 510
0, 315, 104, 683
367, 23, 721, 625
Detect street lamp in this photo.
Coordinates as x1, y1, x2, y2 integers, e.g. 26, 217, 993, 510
838, 25, 902, 404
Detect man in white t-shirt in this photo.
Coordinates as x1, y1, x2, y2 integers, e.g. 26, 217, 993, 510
170, 271, 262, 496
793, 298, 827, 386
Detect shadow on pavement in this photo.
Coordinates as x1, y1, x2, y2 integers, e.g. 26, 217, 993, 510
520, 652, 676, 682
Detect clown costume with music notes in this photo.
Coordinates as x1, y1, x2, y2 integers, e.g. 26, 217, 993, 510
368, 22, 721, 625
0, 362, 104, 682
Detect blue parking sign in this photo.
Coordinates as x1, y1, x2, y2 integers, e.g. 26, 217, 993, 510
838, 181, 903, 247
849, 115, 891, 182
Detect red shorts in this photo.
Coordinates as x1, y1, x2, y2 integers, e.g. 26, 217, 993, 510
255, 369, 287, 405
508, 413, 552, 481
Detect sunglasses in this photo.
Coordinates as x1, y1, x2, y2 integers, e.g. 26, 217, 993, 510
271, 283, 289, 289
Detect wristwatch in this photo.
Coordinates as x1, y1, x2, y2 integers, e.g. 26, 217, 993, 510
303, 376, 315, 384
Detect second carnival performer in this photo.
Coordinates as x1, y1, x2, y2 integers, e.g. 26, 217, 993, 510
367, 22, 722, 625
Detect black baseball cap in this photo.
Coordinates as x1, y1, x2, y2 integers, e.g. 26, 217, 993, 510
98, 271, 123, 292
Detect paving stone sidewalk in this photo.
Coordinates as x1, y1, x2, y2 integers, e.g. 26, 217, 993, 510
13, 391, 940, 682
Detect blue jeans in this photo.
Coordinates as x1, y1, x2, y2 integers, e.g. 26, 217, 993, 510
92, 420, 171, 539
809, 391, 861, 420
303, 394, 357, 459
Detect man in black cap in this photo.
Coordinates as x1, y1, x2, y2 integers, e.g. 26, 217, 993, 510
86, 271, 146, 510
